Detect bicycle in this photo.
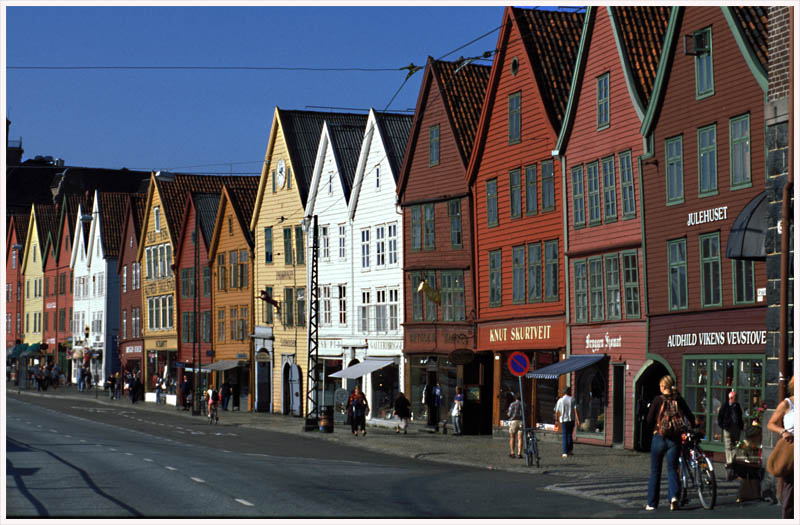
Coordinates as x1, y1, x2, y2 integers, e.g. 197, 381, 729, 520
678, 429, 717, 509
208, 403, 219, 424
524, 427, 540, 468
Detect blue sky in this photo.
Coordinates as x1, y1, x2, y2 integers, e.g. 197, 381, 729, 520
6, 6, 513, 174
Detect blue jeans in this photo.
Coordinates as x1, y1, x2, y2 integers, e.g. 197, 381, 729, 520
648, 433, 681, 508
561, 421, 575, 455
452, 414, 462, 435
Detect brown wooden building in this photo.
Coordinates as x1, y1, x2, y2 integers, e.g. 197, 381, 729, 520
397, 57, 490, 433
640, 6, 769, 455
207, 180, 260, 411
466, 7, 583, 430
118, 194, 146, 378
556, 7, 670, 450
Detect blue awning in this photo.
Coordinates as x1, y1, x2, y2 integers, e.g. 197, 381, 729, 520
526, 354, 605, 379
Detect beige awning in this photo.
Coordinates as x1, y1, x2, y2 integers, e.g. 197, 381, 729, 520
204, 360, 245, 371
329, 359, 394, 379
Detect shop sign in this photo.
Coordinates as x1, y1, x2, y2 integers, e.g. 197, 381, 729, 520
256, 352, 269, 362
279, 338, 295, 347
125, 345, 143, 354
369, 340, 402, 351
488, 325, 551, 343
585, 333, 622, 353
155, 340, 168, 348
687, 205, 728, 227
46, 302, 56, 309
447, 349, 474, 365
276, 271, 294, 280
666, 330, 767, 348
409, 333, 435, 344
479, 321, 565, 349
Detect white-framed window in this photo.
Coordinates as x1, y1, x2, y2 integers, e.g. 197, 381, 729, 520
158, 245, 166, 278
361, 228, 370, 269
360, 290, 371, 332
389, 288, 399, 330
376, 166, 381, 189
154, 206, 161, 232
321, 226, 330, 259
375, 289, 387, 332
338, 224, 346, 259
376, 225, 385, 266
388, 223, 398, 265
122, 265, 127, 293
338, 285, 347, 325
122, 310, 127, 339
322, 286, 331, 325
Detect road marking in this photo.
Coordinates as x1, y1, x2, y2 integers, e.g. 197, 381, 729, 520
144, 458, 153, 462
190, 477, 205, 483
80, 439, 87, 443
36, 425, 42, 428
165, 466, 177, 471
49, 429, 58, 433
65, 435, 72, 438
235, 499, 254, 507
125, 452, 133, 456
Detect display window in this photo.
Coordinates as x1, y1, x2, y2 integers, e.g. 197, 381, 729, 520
371, 363, 399, 420
410, 356, 457, 423
575, 363, 607, 436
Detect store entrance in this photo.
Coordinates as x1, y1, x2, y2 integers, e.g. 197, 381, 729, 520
634, 361, 669, 451
462, 351, 494, 435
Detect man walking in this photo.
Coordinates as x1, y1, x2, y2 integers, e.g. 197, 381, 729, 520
718, 389, 744, 476
555, 387, 579, 458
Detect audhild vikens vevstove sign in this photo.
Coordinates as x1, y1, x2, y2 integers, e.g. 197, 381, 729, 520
667, 330, 766, 348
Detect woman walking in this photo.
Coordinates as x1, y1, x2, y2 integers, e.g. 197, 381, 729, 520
767, 375, 794, 519
645, 375, 695, 511
347, 385, 369, 436
451, 387, 464, 435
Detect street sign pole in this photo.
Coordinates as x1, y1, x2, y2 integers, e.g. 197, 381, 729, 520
519, 375, 526, 434
508, 351, 530, 434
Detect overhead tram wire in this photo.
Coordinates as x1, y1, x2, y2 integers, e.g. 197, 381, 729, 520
7, 65, 401, 72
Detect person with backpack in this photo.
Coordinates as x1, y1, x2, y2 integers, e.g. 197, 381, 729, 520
645, 374, 695, 511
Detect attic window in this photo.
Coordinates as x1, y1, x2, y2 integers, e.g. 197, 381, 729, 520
328, 173, 333, 195
510, 56, 519, 76
154, 206, 161, 232
376, 166, 380, 190
228, 217, 233, 235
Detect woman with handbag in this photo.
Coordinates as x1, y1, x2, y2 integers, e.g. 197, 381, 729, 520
645, 375, 695, 511
346, 385, 369, 436
767, 375, 794, 519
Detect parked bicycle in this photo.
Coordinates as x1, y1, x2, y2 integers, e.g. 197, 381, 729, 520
678, 430, 717, 509
524, 427, 540, 468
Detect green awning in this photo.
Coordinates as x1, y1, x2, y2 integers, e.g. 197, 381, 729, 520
8, 344, 28, 359
21, 343, 41, 358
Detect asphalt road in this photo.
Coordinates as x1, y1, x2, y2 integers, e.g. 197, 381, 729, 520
5, 394, 777, 519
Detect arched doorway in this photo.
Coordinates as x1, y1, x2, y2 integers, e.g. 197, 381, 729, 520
633, 360, 670, 451
283, 362, 302, 416
345, 358, 360, 394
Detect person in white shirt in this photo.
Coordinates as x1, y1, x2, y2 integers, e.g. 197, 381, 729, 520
555, 387, 579, 458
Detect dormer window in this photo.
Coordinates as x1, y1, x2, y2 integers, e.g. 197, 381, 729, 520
597, 73, 609, 129
154, 206, 161, 232
376, 166, 381, 189
33, 246, 37, 262
429, 125, 440, 166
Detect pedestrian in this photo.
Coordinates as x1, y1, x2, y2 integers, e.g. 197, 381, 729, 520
451, 386, 464, 436
207, 387, 220, 423
155, 377, 163, 404
85, 367, 92, 390
114, 372, 122, 399
717, 389, 744, 477
346, 385, 369, 436
555, 386, 579, 458
507, 393, 523, 458
432, 382, 444, 432
50, 366, 58, 389
77, 366, 84, 392
645, 374, 695, 511
767, 375, 794, 520
132, 373, 142, 404
392, 392, 412, 434
182, 376, 191, 410
221, 380, 231, 411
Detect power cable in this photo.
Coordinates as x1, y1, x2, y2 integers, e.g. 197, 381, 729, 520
7, 65, 401, 72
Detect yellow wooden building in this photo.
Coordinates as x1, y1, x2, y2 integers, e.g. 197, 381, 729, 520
21, 204, 58, 347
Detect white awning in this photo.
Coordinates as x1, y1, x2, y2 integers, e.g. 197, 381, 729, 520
204, 360, 245, 371
329, 359, 394, 379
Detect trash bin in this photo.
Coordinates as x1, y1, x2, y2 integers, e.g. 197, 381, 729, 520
319, 406, 334, 433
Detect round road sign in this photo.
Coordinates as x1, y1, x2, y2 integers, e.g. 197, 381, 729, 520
508, 351, 530, 377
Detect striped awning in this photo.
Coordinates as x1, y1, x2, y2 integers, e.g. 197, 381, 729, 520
526, 354, 605, 379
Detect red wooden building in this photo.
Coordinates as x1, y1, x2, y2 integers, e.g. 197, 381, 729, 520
117, 194, 146, 377
466, 7, 584, 429
640, 6, 769, 456
6, 214, 28, 359
556, 7, 669, 450
173, 192, 220, 405
397, 57, 490, 433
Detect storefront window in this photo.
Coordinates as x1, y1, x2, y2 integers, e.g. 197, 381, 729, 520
371, 363, 399, 420
322, 359, 342, 408
576, 364, 606, 435
684, 356, 764, 447
410, 356, 457, 424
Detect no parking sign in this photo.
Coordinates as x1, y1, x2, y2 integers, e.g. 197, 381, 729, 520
507, 351, 530, 377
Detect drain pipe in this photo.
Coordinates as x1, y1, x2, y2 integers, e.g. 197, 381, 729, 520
779, 17, 794, 402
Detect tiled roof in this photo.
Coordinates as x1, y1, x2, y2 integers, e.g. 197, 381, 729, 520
730, 6, 768, 71
431, 60, 490, 164
612, 6, 671, 106
223, 177, 261, 247
328, 119, 368, 202
131, 193, 147, 241
11, 213, 29, 248
278, 109, 371, 207
512, 8, 585, 130
373, 111, 414, 182
192, 193, 221, 250
33, 203, 59, 256
97, 192, 131, 258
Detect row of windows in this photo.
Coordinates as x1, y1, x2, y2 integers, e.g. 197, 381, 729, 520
263, 226, 305, 266
42, 272, 73, 298
26, 312, 42, 333
216, 251, 249, 291
487, 162, 555, 228
73, 273, 105, 300
360, 224, 399, 268
179, 266, 211, 298
573, 252, 640, 323
319, 285, 348, 326
145, 243, 173, 281
358, 289, 400, 333
39, 309, 73, 334
316, 224, 348, 260
122, 263, 141, 293
181, 310, 211, 343
667, 234, 756, 311
25, 278, 42, 299
666, 114, 751, 205
410, 271, 465, 322
121, 308, 142, 340
257, 287, 307, 329
147, 295, 174, 331
572, 151, 636, 227
489, 241, 559, 307
411, 201, 461, 251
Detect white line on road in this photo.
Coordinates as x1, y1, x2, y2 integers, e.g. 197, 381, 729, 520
190, 477, 205, 483
165, 466, 177, 471
109, 448, 117, 452
49, 429, 58, 433
65, 435, 71, 438
125, 452, 133, 456
235, 499, 254, 507
80, 439, 86, 443
144, 458, 153, 462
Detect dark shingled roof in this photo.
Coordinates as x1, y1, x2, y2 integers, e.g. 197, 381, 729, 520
153, 174, 260, 246
328, 119, 368, 202
131, 194, 147, 241
97, 192, 131, 258
11, 213, 29, 248
278, 109, 370, 207
431, 60, 490, 164
512, 8, 585, 131
223, 177, 261, 247
730, 6, 769, 71
612, 6, 672, 106
373, 112, 414, 182
33, 203, 59, 257
5, 159, 63, 215
192, 193, 222, 250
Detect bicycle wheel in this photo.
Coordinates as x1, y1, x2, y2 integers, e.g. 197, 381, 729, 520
679, 457, 690, 506
697, 456, 717, 510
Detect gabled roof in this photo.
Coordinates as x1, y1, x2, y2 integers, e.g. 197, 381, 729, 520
511, 7, 585, 131
277, 109, 371, 207
7, 213, 29, 254
131, 193, 147, 241
372, 112, 413, 182
33, 203, 59, 255
430, 60, 490, 164
96, 192, 131, 258
193, 193, 222, 249
328, 119, 368, 199
729, 6, 769, 71
397, 57, 490, 199
611, 6, 671, 108
223, 178, 261, 247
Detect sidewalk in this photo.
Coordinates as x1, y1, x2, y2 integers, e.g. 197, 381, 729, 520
5, 386, 674, 480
